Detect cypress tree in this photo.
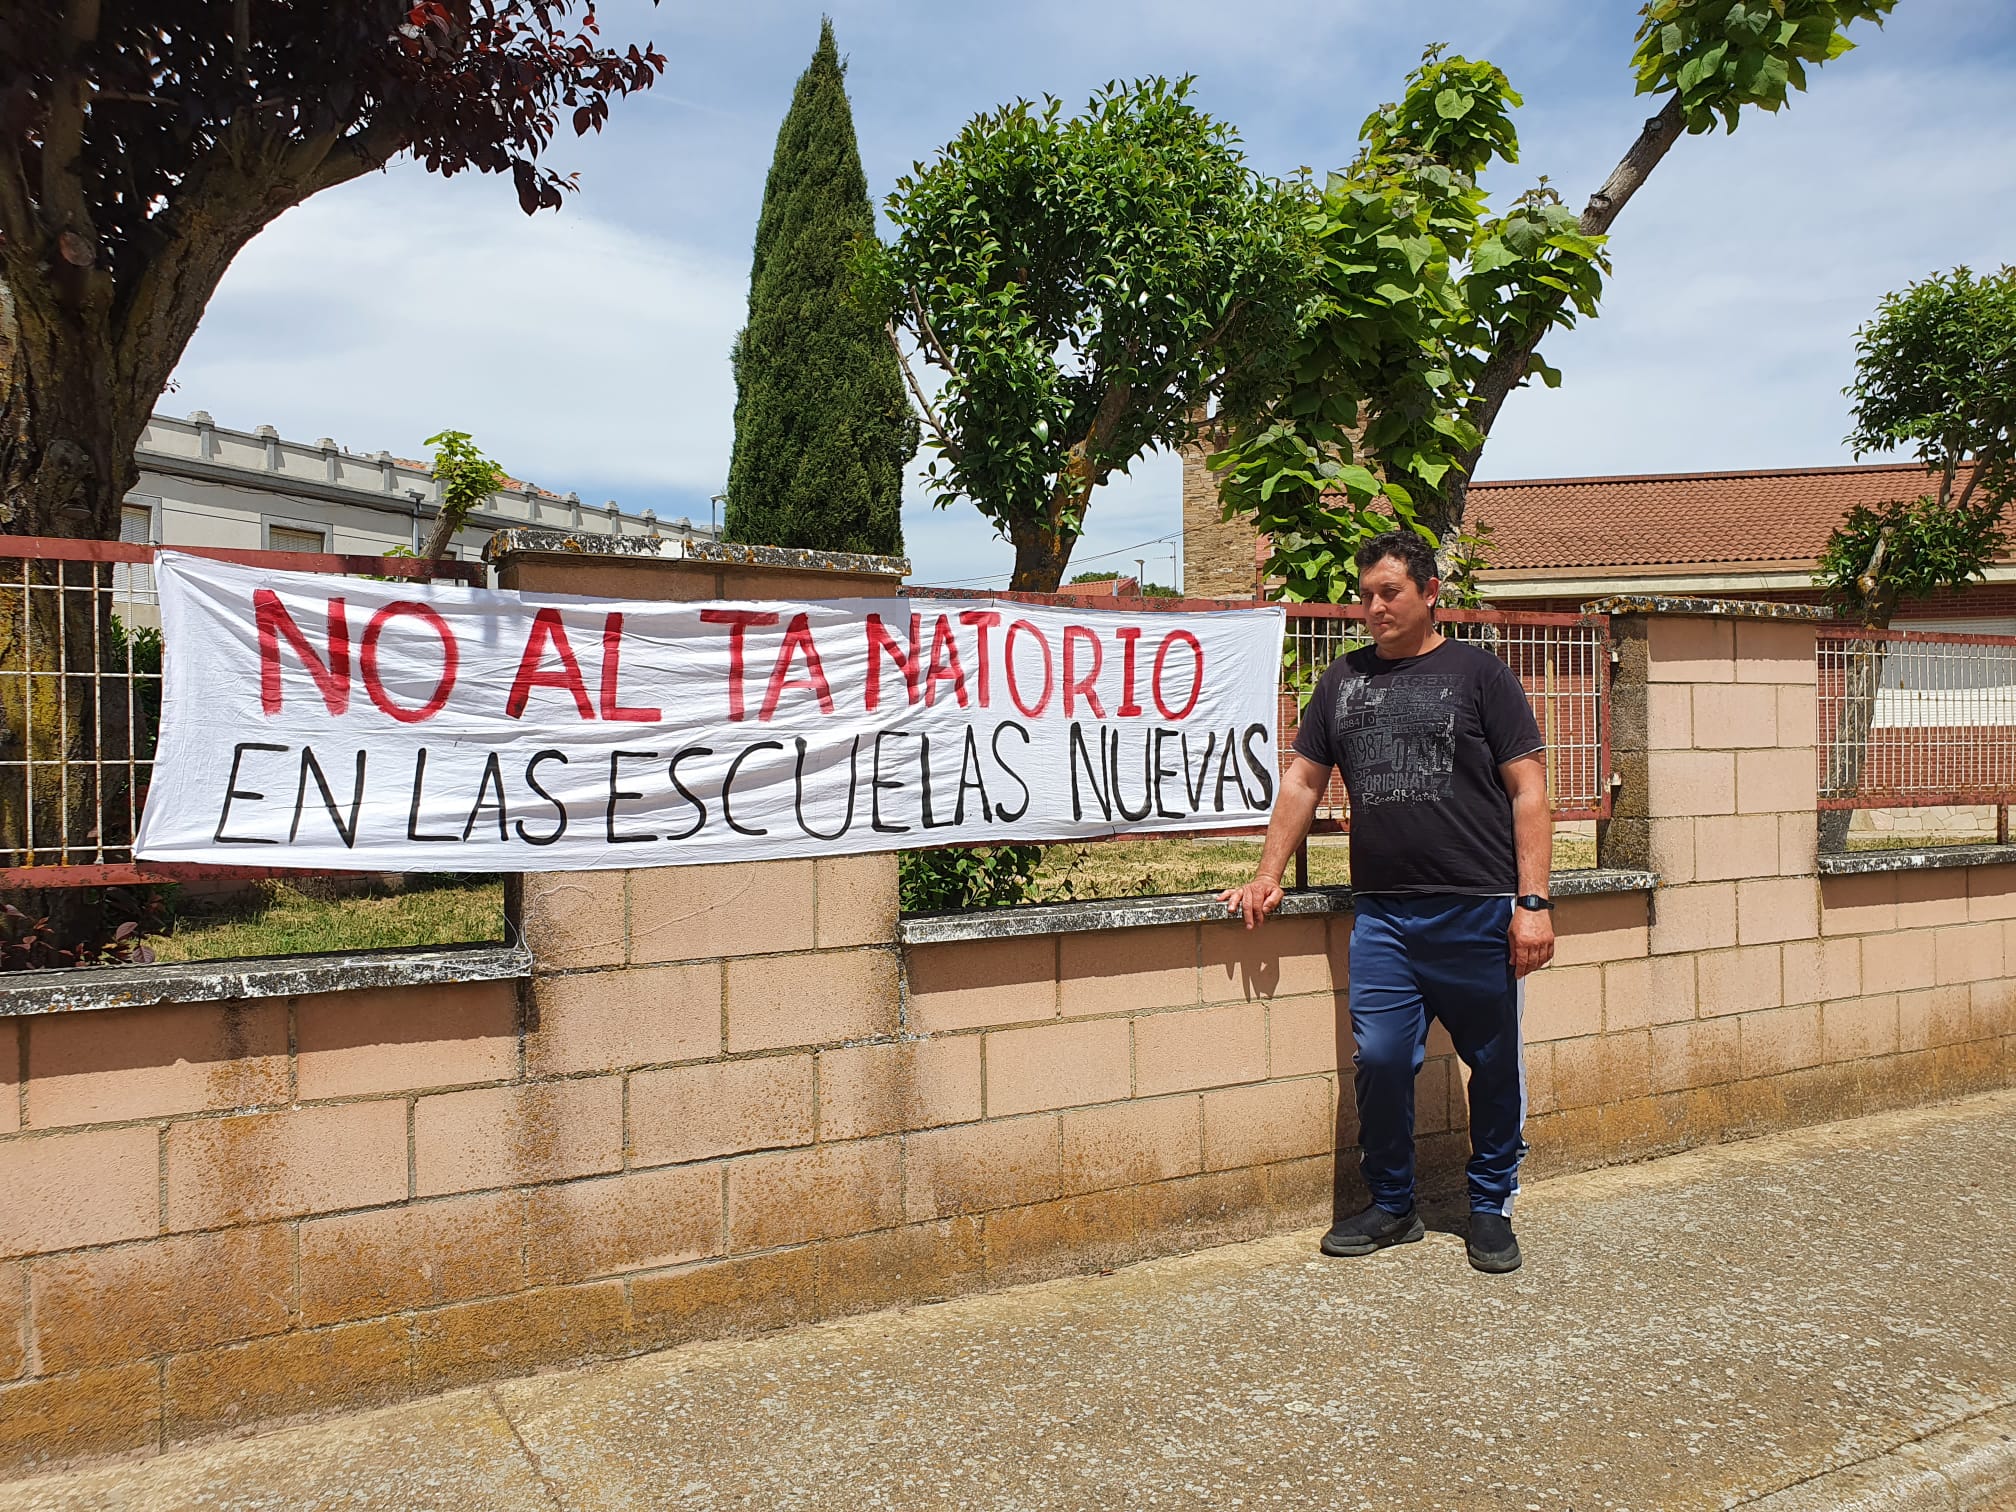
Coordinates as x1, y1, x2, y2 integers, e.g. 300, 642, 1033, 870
724, 19, 915, 555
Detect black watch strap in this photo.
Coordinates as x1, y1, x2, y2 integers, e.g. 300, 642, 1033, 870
1515, 894, 1555, 912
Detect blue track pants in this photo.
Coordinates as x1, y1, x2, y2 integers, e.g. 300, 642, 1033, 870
1348, 894, 1527, 1216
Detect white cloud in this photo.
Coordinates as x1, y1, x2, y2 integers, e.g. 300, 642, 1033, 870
170, 172, 744, 499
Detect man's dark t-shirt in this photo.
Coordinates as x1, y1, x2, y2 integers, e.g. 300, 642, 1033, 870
1292, 639, 1543, 896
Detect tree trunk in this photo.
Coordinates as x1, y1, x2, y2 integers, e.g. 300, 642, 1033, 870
1818, 598, 1896, 854
1008, 452, 1096, 592
1433, 95, 1690, 540
1008, 512, 1079, 593
421, 505, 462, 562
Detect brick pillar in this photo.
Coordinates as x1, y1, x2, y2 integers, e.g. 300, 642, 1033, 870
1600, 600, 1822, 985
1178, 430, 1263, 600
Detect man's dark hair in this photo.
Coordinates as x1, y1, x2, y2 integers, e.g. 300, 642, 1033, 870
1355, 530, 1438, 592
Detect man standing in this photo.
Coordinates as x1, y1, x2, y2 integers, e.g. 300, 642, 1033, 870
1219, 531, 1555, 1274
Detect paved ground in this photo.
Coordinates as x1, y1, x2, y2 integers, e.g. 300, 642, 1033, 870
7, 1091, 2016, 1512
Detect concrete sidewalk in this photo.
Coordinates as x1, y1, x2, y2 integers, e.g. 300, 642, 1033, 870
6, 1091, 2016, 1512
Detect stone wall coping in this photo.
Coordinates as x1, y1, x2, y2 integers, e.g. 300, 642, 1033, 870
0, 941, 531, 1017
1817, 844, 2016, 877
484, 528, 908, 579
898, 868, 1657, 946
1581, 594, 1833, 622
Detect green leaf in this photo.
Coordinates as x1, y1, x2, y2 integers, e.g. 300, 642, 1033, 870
1434, 87, 1472, 120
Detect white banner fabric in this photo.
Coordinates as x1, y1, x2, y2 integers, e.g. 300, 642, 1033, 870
134, 554, 1287, 871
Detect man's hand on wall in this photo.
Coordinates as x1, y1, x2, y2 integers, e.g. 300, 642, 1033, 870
1219, 875, 1284, 930
1509, 908, 1555, 978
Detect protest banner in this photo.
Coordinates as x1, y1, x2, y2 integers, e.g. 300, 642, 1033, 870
134, 553, 1287, 870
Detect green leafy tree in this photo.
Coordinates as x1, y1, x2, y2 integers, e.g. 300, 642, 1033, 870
1816, 265, 2016, 846
725, 20, 914, 556
1212, 2, 1894, 606
864, 77, 1308, 591
420, 430, 509, 560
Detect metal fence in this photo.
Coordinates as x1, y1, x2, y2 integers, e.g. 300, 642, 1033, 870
0, 537, 480, 889
0, 553, 1612, 890
1278, 603, 1611, 828
1818, 624, 2016, 811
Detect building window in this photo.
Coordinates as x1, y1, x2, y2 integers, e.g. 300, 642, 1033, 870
267, 523, 327, 554
114, 500, 157, 607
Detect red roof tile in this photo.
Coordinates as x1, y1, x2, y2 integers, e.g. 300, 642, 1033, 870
1468, 461, 1976, 574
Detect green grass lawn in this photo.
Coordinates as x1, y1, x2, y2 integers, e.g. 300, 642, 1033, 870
152, 878, 506, 963
144, 829, 1605, 960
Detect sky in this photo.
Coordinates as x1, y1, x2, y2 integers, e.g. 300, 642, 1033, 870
168, 0, 2016, 590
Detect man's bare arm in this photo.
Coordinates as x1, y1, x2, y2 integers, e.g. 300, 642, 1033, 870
1217, 755, 1330, 930
1501, 753, 1555, 977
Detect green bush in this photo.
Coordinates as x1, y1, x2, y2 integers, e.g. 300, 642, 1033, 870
898, 844, 1047, 912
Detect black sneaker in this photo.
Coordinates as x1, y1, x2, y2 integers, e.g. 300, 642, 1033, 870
1320, 1203, 1425, 1258
1467, 1212, 1522, 1273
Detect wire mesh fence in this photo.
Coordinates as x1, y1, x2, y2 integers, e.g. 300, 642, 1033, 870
1278, 604, 1612, 828
0, 537, 481, 889
1818, 624, 2016, 809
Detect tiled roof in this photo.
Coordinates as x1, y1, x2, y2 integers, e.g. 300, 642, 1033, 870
1468, 461, 1977, 574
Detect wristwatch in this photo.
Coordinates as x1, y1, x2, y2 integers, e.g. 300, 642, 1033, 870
1515, 894, 1554, 912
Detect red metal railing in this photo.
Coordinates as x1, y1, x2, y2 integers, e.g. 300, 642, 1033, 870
1818, 623, 2016, 811
0, 536, 481, 889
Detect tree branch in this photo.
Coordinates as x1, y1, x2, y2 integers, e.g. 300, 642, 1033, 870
1438, 93, 1689, 534
909, 287, 959, 377
42, 0, 105, 252
887, 320, 962, 464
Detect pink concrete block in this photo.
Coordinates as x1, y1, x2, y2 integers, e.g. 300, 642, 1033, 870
1268, 994, 1345, 1078
1692, 683, 1778, 748
1201, 1078, 1335, 1171
1696, 945, 1785, 1018
983, 1019, 1131, 1117
413, 1078, 623, 1197
1689, 815, 1782, 885
1738, 1004, 1822, 1079
0, 1125, 159, 1258
1060, 1096, 1204, 1194
816, 1036, 985, 1141
628, 1055, 816, 1167
1132, 1004, 1267, 1096
527, 964, 720, 1077
902, 1114, 1062, 1222
1646, 751, 1736, 819
1550, 892, 1650, 967
27, 1002, 287, 1129
1649, 883, 1738, 957
297, 982, 516, 1101
1646, 617, 1734, 683
1734, 620, 1816, 684
904, 937, 1058, 1034
1821, 995, 1899, 1063
167, 1101, 409, 1229
631, 861, 815, 964
1201, 916, 1334, 1002
1602, 953, 1698, 1031
1736, 876, 1819, 946
1735, 749, 1814, 815
1058, 925, 1199, 1017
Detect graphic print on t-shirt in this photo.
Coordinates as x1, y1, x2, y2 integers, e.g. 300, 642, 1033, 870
1334, 673, 1462, 807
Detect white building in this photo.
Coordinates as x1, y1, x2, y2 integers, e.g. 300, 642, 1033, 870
120, 411, 715, 603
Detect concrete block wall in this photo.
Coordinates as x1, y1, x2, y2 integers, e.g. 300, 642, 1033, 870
3, 585, 2014, 1479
